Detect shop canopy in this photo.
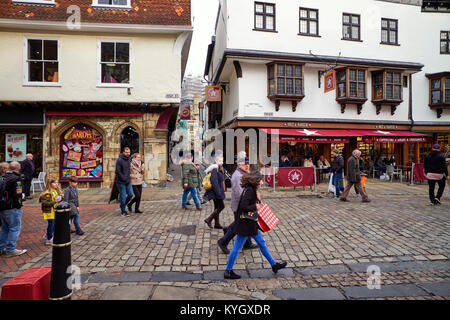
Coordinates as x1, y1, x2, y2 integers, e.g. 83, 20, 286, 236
261, 128, 428, 143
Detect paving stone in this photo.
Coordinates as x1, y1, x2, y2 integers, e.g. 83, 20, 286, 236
198, 290, 245, 300
418, 282, 450, 296
101, 285, 153, 300
89, 272, 152, 283
347, 261, 450, 273
248, 268, 295, 279
151, 271, 203, 282
295, 265, 350, 275
342, 284, 429, 299
272, 287, 345, 300
151, 286, 198, 300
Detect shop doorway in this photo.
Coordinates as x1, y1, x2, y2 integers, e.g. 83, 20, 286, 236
121, 126, 139, 155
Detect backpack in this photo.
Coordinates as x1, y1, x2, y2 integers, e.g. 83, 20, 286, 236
202, 172, 213, 191
0, 176, 8, 210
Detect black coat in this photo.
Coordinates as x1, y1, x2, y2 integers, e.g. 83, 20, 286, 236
115, 153, 131, 184
233, 185, 258, 237
330, 155, 344, 174
20, 159, 35, 180
3, 171, 23, 209
204, 165, 226, 201
424, 150, 448, 176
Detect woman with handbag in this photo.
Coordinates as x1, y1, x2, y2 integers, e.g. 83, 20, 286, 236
128, 153, 145, 214
224, 171, 287, 280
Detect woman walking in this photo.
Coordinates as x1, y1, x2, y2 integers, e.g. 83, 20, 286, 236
224, 171, 287, 279
204, 155, 226, 229
128, 153, 144, 214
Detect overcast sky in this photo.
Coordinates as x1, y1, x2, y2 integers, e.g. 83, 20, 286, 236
184, 0, 220, 78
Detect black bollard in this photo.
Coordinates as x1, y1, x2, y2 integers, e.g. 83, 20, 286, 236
49, 201, 73, 300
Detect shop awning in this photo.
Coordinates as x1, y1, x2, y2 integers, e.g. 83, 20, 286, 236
261, 128, 428, 143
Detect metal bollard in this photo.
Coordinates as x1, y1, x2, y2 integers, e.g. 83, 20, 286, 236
49, 202, 73, 300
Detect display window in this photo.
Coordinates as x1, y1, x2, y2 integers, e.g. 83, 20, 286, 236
60, 124, 103, 181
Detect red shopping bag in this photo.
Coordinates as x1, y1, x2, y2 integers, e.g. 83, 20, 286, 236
257, 203, 279, 232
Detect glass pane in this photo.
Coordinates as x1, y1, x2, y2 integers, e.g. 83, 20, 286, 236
358, 70, 365, 82
386, 84, 393, 99
382, 30, 388, 42
351, 15, 359, 24
277, 64, 285, 76
338, 83, 346, 97
295, 79, 302, 94
255, 4, 264, 13
343, 15, 350, 23
343, 26, 351, 38
266, 16, 274, 30
255, 15, 263, 29
286, 65, 293, 77
389, 31, 396, 43
393, 73, 401, 84
350, 82, 357, 97
441, 41, 448, 53
28, 39, 42, 60
300, 9, 307, 18
300, 20, 308, 33
393, 85, 401, 99
286, 78, 293, 94
101, 42, 115, 62
295, 65, 302, 78
358, 83, 365, 98
101, 63, 130, 83
116, 43, 129, 62
445, 89, 450, 103
44, 62, 58, 82
265, 4, 274, 14
446, 78, 450, 88
386, 72, 393, 83
381, 19, 388, 28
43, 40, 57, 60
337, 70, 346, 82
29, 61, 43, 82
389, 20, 397, 29
269, 79, 275, 95
349, 69, 356, 81
431, 79, 441, 89
277, 78, 285, 94
310, 10, 317, 19
310, 21, 317, 35
431, 90, 441, 104
441, 32, 448, 40
351, 26, 359, 39
268, 65, 274, 79
374, 85, 383, 99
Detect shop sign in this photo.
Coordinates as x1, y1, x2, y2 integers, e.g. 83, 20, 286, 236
5, 134, 26, 162
277, 167, 314, 187
274, 136, 350, 143
205, 86, 222, 102
374, 125, 398, 130
324, 71, 335, 93
363, 137, 428, 143
180, 104, 191, 120
282, 122, 312, 128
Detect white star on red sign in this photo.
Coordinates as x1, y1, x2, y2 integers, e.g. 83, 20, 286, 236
290, 172, 300, 181
297, 129, 320, 136
376, 130, 392, 135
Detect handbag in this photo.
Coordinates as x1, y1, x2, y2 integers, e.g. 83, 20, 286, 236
237, 188, 259, 221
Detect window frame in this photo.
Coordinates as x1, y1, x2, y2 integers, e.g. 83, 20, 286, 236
23, 36, 61, 87
342, 13, 361, 41
427, 75, 450, 106
92, 0, 131, 9
254, 2, 276, 32
335, 67, 367, 100
298, 7, 319, 37
97, 39, 132, 88
371, 70, 404, 102
440, 31, 450, 54
267, 62, 304, 99
381, 18, 399, 45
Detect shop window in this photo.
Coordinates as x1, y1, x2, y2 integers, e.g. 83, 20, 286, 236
267, 62, 304, 112
120, 126, 139, 155
92, 0, 131, 8
99, 41, 130, 85
60, 125, 103, 181
335, 67, 367, 114
25, 38, 59, 85
371, 70, 403, 115
426, 72, 450, 118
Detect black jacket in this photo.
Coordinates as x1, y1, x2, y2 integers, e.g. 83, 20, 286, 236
3, 171, 24, 209
115, 153, 131, 184
63, 186, 79, 216
331, 155, 344, 174
20, 159, 35, 180
424, 150, 448, 176
233, 185, 259, 237
204, 165, 226, 201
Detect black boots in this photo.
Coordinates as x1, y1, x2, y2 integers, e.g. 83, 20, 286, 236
224, 270, 241, 280
272, 262, 287, 274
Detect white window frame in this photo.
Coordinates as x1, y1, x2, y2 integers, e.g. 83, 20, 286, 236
97, 39, 132, 88
23, 36, 61, 87
92, 0, 131, 9
12, 0, 55, 5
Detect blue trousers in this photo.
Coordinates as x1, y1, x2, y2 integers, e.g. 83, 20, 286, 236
117, 182, 134, 213
0, 208, 23, 253
70, 214, 81, 231
182, 187, 200, 207
226, 231, 276, 271
46, 219, 54, 240
333, 173, 345, 197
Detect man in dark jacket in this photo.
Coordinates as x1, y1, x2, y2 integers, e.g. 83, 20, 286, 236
0, 162, 27, 257
115, 147, 134, 216
329, 149, 345, 198
20, 153, 35, 199
340, 150, 371, 203
424, 144, 448, 205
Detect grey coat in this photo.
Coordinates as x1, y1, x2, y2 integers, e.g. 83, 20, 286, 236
64, 186, 79, 216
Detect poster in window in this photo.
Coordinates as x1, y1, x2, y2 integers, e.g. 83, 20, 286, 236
324, 71, 335, 93
5, 134, 26, 162
60, 125, 103, 181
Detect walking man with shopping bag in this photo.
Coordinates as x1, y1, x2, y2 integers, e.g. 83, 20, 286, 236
340, 149, 371, 203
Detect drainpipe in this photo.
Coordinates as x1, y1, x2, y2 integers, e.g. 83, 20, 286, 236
408, 74, 414, 130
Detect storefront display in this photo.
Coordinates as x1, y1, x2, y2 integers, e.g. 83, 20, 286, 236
60, 125, 103, 181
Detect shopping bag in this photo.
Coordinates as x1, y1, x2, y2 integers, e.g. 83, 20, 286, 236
360, 175, 367, 188
257, 203, 279, 232
328, 173, 336, 194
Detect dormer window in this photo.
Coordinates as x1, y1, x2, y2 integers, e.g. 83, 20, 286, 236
335, 67, 367, 114
267, 62, 304, 112
371, 70, 403, 115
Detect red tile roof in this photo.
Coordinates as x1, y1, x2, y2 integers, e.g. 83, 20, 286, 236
0, 0, 191, 26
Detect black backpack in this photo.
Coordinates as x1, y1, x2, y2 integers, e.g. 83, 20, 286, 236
0, 176, 8, 210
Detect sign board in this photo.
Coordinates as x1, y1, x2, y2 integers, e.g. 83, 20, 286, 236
180, 104, 191, 120
205, 85, 222, 101
324, 71, 335, 93
5, 134, 26, 162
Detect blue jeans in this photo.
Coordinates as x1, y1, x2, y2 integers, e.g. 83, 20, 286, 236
70, 214, 81, 231
0, 208, 23, 253
47, 219, 54, 240
226, 231, 276, 271
117, 182, 134, 213
333, 173, 345, 197
182, 187, 200, 207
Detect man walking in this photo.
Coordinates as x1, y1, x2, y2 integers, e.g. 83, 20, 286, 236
0, 161, 27, 257
329, 149, 345, 198
424, 144, 448, 205
115, 147, 134, 217
20, 153, 35, 200
217, 155, 257, 254
340, 150, 371, 203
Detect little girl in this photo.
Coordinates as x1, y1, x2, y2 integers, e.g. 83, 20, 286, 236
39, 177, 63, 245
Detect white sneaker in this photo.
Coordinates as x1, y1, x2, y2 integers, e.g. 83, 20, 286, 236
6, 249, 27, 257
45, 238, 53, 245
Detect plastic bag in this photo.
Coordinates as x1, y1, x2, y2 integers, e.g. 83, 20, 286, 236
328, 173, 336, 194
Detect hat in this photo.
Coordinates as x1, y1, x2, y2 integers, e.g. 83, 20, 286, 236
432, 144, 441, 150
332, 149, 340, 154
237, 156, 249, 164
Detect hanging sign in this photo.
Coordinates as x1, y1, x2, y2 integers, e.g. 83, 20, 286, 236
324, 71, 335, 93
205, 85, 222, 101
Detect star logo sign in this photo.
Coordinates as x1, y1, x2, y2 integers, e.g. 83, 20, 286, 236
290, 171, 300, 181
287, 169, 303, 185
297, 129, 320, 136
376, 130, 392, 135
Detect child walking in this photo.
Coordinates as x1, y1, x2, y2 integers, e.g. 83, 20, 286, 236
39, 177, 63, 245
64, 176, 84, 235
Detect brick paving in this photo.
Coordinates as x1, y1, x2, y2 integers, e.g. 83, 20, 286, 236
1, 166, 449, 300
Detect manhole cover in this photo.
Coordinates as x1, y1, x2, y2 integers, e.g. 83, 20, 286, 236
168, 225, 197, 236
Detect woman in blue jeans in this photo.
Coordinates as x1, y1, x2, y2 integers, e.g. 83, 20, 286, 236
224, 171, 287, 279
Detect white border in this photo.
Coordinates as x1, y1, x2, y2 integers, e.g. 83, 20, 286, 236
97, 38, 132, 88
23, 36, 61, 87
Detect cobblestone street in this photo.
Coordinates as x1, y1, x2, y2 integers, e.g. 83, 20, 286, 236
1, 171, 449, 300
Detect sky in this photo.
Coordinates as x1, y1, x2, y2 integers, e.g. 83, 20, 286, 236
184, 0, 220, 78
